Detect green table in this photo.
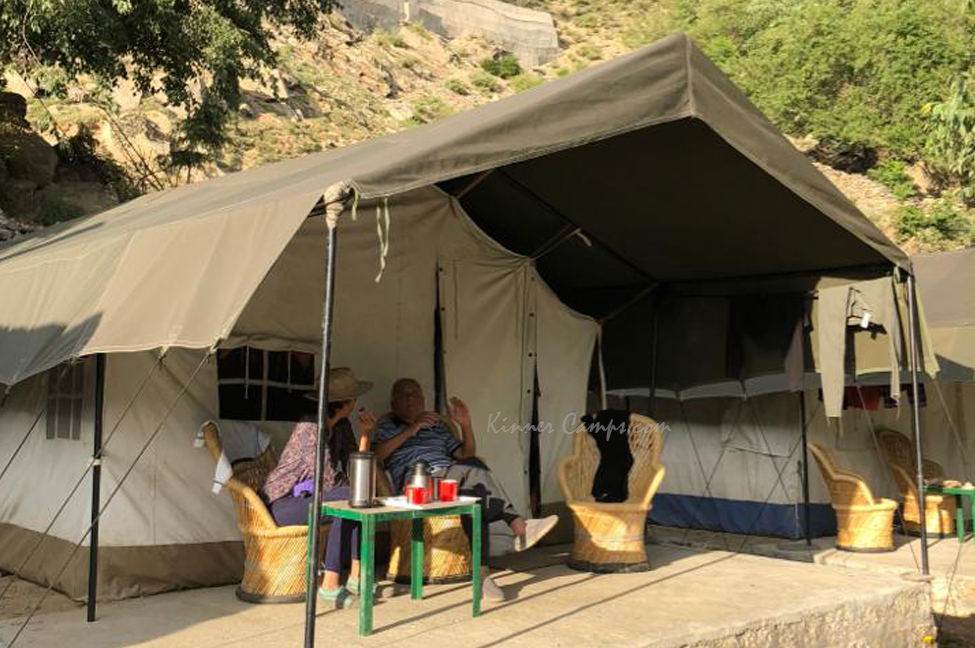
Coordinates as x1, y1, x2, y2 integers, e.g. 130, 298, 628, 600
317, 498, 482, 636
923, 484, 975, 542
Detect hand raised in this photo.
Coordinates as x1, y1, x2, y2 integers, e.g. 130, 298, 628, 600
448, 397, 472, 429
358, 409, 377, 438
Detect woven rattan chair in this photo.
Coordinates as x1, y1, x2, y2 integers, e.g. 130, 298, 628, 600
203, 422, 326, 603
876, 429, 954, 537
385, 415, 473, 583
558, 412, 666, 573
807, 442, 896, 552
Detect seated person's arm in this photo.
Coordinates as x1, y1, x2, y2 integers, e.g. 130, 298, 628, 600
449, 397, 476, 460
373, 412, 438, 462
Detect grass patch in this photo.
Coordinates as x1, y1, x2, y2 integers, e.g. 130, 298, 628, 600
446, 79, 470, 96
866, 158, 916, 200
471, 71, 501, 94
577, 44, 603, 61
411, 95, 452, 123
376, 29, 409, 49
511, 73, 544, 92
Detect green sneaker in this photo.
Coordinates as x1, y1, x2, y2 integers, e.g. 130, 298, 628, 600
318, 586, 354, 609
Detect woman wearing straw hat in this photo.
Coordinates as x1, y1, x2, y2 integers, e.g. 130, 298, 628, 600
260, 367, 376, 608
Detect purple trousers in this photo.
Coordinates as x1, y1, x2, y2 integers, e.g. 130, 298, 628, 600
269, 485, 359, 574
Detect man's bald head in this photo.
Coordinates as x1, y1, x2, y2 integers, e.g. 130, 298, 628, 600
391, 378, 425, 422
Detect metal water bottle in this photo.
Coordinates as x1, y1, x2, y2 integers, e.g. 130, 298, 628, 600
348, 451, 377, 508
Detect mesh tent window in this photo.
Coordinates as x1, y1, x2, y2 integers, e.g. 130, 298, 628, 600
217, 347, 316, 422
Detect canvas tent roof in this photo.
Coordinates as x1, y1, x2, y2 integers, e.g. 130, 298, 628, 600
914, 247, 975, 381
0, 33, 908, 388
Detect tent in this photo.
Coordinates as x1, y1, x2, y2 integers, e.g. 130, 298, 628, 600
0, 33, 924, 611
643, 247, 975, 540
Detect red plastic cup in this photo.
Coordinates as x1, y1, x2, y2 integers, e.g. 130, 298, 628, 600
439, 479, 459, 502
406, 485, 427, 505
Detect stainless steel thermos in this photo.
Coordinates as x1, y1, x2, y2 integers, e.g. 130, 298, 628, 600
348, 451, 378, 508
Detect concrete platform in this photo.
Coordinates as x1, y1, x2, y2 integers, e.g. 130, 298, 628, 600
0, 543, 934, 648
649, 524, 975, 645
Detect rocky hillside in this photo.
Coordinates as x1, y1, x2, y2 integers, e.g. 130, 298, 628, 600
0, 2, 965, 253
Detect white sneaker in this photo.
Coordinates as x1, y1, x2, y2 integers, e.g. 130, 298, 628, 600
481, 574, 505, 602
513, 515, 559, 552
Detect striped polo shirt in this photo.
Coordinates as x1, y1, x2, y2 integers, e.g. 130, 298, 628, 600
373, 415, 462, 489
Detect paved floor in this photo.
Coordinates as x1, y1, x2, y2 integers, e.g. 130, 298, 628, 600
0, 543, 931, 648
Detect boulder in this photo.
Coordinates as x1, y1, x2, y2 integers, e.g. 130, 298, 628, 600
0, 125, 59, 187
0, 92, 28, 127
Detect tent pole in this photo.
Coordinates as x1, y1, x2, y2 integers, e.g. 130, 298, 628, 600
799, 390, 811, 546
304, 225, 339, 648
907, 274, 930, 576
87, 354, 106, 622
649, 301, 658, 417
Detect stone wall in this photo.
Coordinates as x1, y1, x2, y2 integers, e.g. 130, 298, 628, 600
338, 0, 560, 68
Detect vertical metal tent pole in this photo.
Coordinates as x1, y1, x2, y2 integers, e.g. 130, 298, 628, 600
648, 299, 658, 417
87, 353, 106, 622
799, 390, 811, 546
304, 225, 339, 648
907, 274, 930, 576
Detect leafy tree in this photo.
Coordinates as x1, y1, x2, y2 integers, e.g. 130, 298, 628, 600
0, 0, 335, 155
925, 76, 975, 203
675, 0, 973, 159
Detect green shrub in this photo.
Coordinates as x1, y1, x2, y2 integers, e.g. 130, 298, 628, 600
446, 79, 470, 96
35, 197, 84, 226
471, 71, 501, 93
896, 197, 973, 247
866, 159, 916, 200
924, 75, 975, 203
480, 54, 522, 79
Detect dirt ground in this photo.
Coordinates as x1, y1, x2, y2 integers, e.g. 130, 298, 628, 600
0, 573, 80, 621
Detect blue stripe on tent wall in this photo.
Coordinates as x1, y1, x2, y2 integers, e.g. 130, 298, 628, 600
648, 493, 837, 540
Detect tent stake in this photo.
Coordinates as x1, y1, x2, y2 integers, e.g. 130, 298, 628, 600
304, 225, 339, 648
907, 274, 930, 575
799, 390, 811, 546
87, 354, 106, 622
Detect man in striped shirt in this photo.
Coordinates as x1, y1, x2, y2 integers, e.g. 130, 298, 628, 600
373, 378, 558, 602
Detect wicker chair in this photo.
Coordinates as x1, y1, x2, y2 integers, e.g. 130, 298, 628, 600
807, 442, 896, 552
385, 416, 473, 583
203, 422, 327, 603
876, 429, 955, 537
558, 412, 666, 573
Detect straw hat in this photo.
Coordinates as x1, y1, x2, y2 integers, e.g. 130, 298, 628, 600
305, 367, 373, 402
